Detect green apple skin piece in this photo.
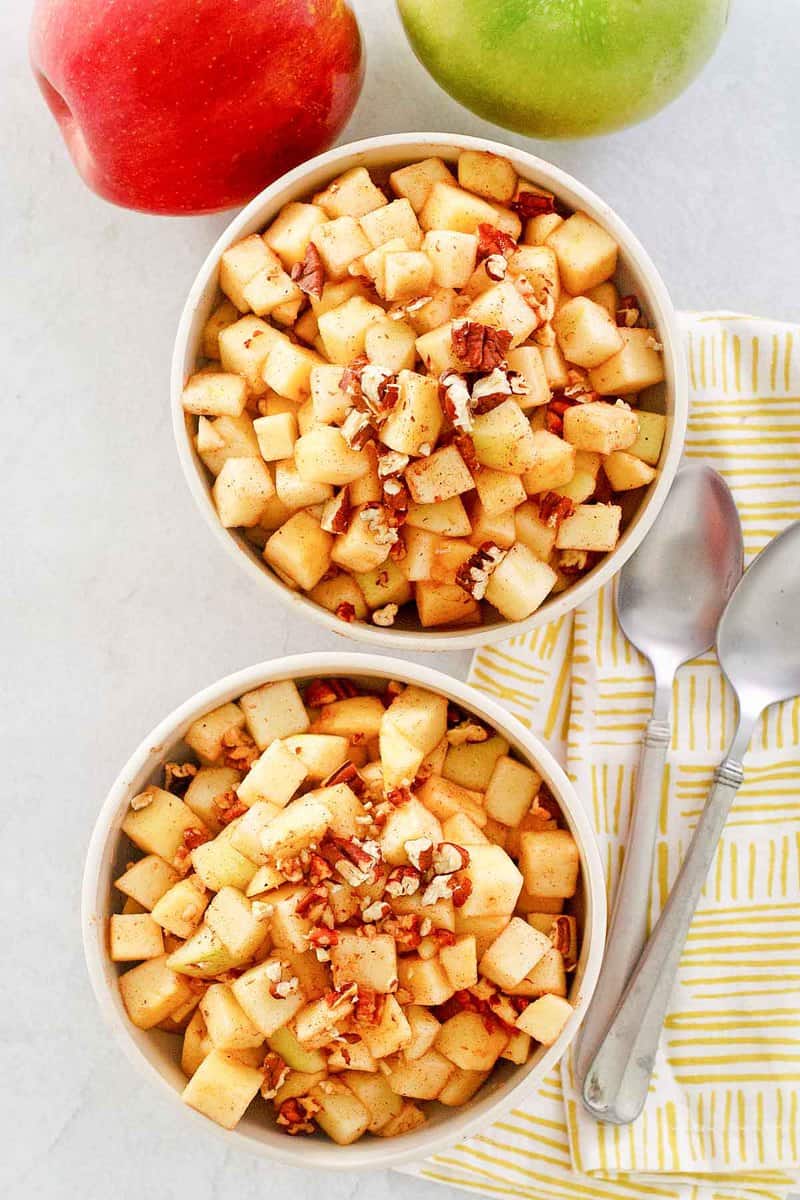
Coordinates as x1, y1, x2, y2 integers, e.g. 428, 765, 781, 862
397, 0, 729, 138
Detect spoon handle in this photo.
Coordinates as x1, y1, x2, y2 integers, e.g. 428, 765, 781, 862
575, 717, 671, 1082
581, 754, 745, 1125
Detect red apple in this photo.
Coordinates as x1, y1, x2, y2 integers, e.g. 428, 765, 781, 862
30, 0, 364, 215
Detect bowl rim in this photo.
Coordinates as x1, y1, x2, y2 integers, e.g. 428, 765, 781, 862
82, 651, 607, 1170
171, 131, 688, 652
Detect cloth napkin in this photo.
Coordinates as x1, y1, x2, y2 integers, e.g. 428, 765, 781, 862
402, 314, 800, 1200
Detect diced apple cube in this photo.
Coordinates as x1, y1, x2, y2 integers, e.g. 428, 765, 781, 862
236, 740, 307, 808
317, 295, 385, 364
381, 369, 444, 455
390, 157, 456, 213
474, 467, 526, 515
313, 694, 385, 739
264, 201, 326, 267
231, 958, 305, 1036
453, 913, 510, 958
440, 934, 478, 990
151, 876, 209, 939
465, 281, 538, 347
238, 679, 309, 749
524, 211, 563, 245
344, 1071, 404, 1132
311, 216, 372, 279
546, 211, 618, 294
555, 503, 622, 552
584, 280, 619, 319
262, 339, 322, 402
398, 955, 454, 1006
485, 542, 557, 621
364, 317, 417, 373
119, 955, 193, 1029
360, 196, 423, 249
382, 250, 434, 302
122, 788, 207, 862
253, 412, 297, 462
520, 828, 580, 898
467, 499, 516, 549
435, 1012, 509, 1071
408, 287, 458, 334
553, 296, 624, 368
386, 1049, 455, 1101
479, 917, 550, 989
441, 812, 489, 845
181, 1048, 263, 1129
355, 559, 413, 610
415, 581, 481, 629
200, 984, 264, 1050
405, 445, 474, 504
264, 511, 333, 591
420, 181, 502, 235
416, 775, 486, 826
438, 1067, 489, 1106
315, 166, 388, 219
182, 371, 247, 417
114, 855, 179, 911
273, 459, 333, 510
415, 320, 465, 376
196, 413, 261, 477
218, 316, 286, 395
485, 755, 541, 826
515, 993, 573, 1045
629, 409, 667, 466
458, 150, 517, 203
422, 230, 479, 289
379, 795, 443, 862
202, 299, 239, 360
212, 456, 274, 528
330, 931, 398, 993
309, 364, 349, 424
514, 501, 558, 560
604, 450, 657, 491
219, 234, 276, 311
506, 345, 551, 409
329, 508, 392, 574
406, 496, 472, 540
360, 994, 413, 1058
563, 400, 638, 454
472, 399, 539, 474
589, 328, 665, 395
443, 734, 509, 791
191, 826, 257, 892
109, 913, 164, 961
522, 430, 577, 495
456, 844, 523, 917
242, 261, 302, 317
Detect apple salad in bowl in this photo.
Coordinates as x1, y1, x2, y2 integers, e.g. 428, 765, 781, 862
178, 143, 671, 641
107, 673, 586, 1145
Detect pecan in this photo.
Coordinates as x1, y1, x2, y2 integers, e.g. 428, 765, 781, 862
290, 242, 325, 299
511, 191, 556, 219
372, 603, 399, 627
432, 842, 470, 875
421, 874, 452, 905
451, 320, 512, 372
213, 790, 249, 825
449, 873, 473, 908
389, 538, 407, 563
381, 477, 409, 524
384, 865, 421, 897
306, 678, 357, 705
361, 899, 392, 923
295, 884, 330, 920
377, 912, 423, 953
559, 549, 591, 575
446, 720, 489, 746
563, 368, 598, 404
551, 915, 578, 970
538, 491, 575, 528
341, 406, 376, 450
616, 293, 641, 328
455, 541, 508, 601
405, 837, 434, 872
320, 488, 352, 535
261, 1051, 290, 1100
454, 433, 478, 473
484, 254, 508, 282
322, 760, 365, 795
440, 370, 473, 433
270, 976, 300, 1000
328, 835, 382, 885
359, 504, 399, 546
335, 602, 357, 624
385, 786, 412, 807
219, 726, 259, 770
163, 760, 197, 795
308, 926, 339, 950
354, 987, 383, 1025
433, 928, 457, 948
476, 222, 518, 261
183, 826, 211, 851
276, 1096, 319, 1135
359, 364, 400, 419
340, 355, 370, 401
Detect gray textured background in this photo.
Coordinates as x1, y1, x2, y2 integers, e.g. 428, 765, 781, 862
3, 1, 799, 1196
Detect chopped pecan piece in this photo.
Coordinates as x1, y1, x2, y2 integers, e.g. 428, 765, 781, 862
440, 369, 473, 433
320, 488, 352, 535
454, 432, 478, 472
372, 603, 399, 627
308, 926, 339, 950
384, 865, 421, 897
322, 760, 365, 795
219, 726, 259, 770
306, 678, 357, 705
405, 837, 434, 872
335, 602, 357, 624
446, 720, 489, 746
295, 884, 330, 920
432, 842, 470, 875
377, 912, 423, 953
451, 319, 512, 372
290, 242, 325, 299
359, 504, 399, 546
616, 293, 641, 328
511, 191, 556, 219
354, 986, 383, 1025
183, 826, 211, 851
163, 760, 197, 795
261, 1051, 290, 1100
476, 222, 518, 261
563, 368, 598, 404
276, 1096, 320, 1135
214, 789, 249, 825
538, 492, 575, 528
484, 254, 508, 282
455, 541, 508, 601
341, 406, 376, 450
449, 872, 473, 908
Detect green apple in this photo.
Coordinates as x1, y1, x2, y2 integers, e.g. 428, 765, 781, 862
397, 0, 729, 138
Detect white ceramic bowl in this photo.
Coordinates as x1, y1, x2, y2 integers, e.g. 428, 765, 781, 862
83, 653, 606, 1170
172, 133, 687, 651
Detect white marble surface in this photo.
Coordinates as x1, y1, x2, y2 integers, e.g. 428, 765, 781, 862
3, 1, 799, 1196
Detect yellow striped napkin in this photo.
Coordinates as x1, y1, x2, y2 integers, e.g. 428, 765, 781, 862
402, 314, 800, 1200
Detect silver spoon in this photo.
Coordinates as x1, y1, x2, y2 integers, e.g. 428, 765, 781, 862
582, 520, 800, 1124
574, 464, 743, 1085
